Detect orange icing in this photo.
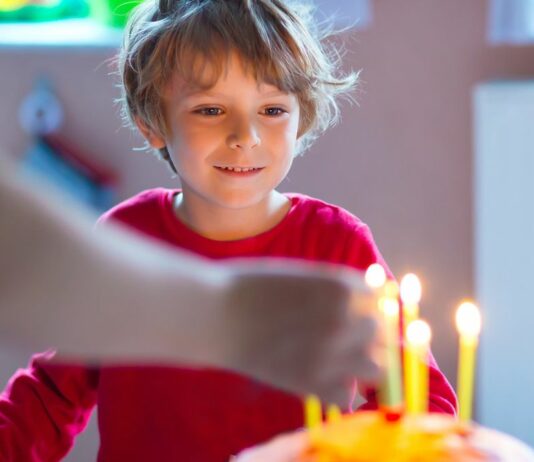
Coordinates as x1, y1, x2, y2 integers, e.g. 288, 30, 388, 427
305, 411, 490, 462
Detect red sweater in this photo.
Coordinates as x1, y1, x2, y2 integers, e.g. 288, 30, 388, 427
0, 189, 457, 461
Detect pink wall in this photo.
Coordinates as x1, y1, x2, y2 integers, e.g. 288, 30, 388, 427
285, 0, 534, 385
1, 0, 534, 396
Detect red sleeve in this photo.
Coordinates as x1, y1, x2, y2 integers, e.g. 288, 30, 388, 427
0, 351, 98, 461
345, 224, 458, 415
425, 351, 458, 414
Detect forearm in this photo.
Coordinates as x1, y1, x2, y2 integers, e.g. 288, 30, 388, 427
0, 159, 229, 365
0, 157, 385, 402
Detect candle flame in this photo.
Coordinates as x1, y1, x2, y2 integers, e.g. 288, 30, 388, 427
365, 263, 387, 288
382, 298, 400, 318
455, 301, 481, 338
383, 280, 399, 300
400, 273, 422, 305
406, 320, 432, 346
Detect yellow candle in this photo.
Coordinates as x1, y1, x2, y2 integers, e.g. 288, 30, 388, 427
455, 301, 481, 422
326, 404, 342, 423
304, 394, 322, 429
379, 295, 403, 410
365, 265, 403, 411
405, 320, 431, 415
400, 273, 422, 331
400, 273, 423, 414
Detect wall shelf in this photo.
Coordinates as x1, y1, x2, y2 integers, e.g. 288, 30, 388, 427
0, 19, 122, 49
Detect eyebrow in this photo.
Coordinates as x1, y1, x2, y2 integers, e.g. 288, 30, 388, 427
183, 89, 225, 99
183, 88, 290, 99
259, 89, 290, 98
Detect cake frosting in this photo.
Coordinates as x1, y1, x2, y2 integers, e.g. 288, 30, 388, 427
302, 411, 534, 462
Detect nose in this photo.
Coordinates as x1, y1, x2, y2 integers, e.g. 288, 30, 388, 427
226, 115, 261, 150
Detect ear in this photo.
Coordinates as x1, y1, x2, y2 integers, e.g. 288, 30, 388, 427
135, 117, 166, 149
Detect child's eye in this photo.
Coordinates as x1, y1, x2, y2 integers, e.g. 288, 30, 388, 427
263, 107, 286, 117
195, 107, 223, 116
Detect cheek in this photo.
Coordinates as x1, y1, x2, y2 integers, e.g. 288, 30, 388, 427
280, 120, 300, 158
271, 131, 296, 176
168, 126, 213, 164
175, 124, 202, 149
272, 112, 300, 147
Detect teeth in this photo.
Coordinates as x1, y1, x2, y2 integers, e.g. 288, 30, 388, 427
219, 166, 259, 172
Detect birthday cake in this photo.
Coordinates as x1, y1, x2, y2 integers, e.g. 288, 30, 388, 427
301, 411, 534, 462
236, 269, 534, 462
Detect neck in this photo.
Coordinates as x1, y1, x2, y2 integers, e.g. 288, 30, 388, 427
174, 190, 290, 241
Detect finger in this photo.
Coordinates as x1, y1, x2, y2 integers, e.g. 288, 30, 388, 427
343, 314, 381, 350
319, 316, 383, 371
314, 351, 382, 392
305, 353, 379, 405
348, 290, 380, 317
312, 385, 348, 408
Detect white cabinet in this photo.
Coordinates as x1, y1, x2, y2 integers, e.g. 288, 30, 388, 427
474, 80, 534, 445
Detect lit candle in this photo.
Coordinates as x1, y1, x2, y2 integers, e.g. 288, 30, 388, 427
400, 273, 422, 331
304, 394, 322, 429
365, 265, 403, 412
405, 320, 431, 414
379, 294, 403, 411
400, 273, 423, 414
455, 301, 481, 422
365, 263, 387, 289
326, 404, 342, 423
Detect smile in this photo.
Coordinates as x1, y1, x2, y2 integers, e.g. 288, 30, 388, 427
215, 166, 263, 173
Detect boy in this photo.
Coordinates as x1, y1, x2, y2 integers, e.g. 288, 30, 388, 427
0, 1, 456, 460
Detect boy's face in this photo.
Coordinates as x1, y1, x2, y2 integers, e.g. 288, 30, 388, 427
142, 51, 300, 211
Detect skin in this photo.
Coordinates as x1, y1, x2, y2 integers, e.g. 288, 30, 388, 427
139, 51, 301, 241
232, 431, 311, 462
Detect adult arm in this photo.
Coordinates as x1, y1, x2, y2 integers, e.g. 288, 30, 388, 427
0, 155, 383, 403
0, 156, 383, 459
0, 155, 228, 366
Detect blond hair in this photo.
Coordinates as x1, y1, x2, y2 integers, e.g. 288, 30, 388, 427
118, 0, 358, 172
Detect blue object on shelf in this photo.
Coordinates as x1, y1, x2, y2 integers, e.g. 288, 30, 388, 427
21, 137, 115, 212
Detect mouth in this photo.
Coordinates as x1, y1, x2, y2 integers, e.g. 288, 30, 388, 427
214, 166, 264, 176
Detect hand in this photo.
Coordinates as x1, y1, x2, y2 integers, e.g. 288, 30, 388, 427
218, 259, 385, 405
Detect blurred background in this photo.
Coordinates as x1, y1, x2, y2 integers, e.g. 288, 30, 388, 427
1, 0, 534, 459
